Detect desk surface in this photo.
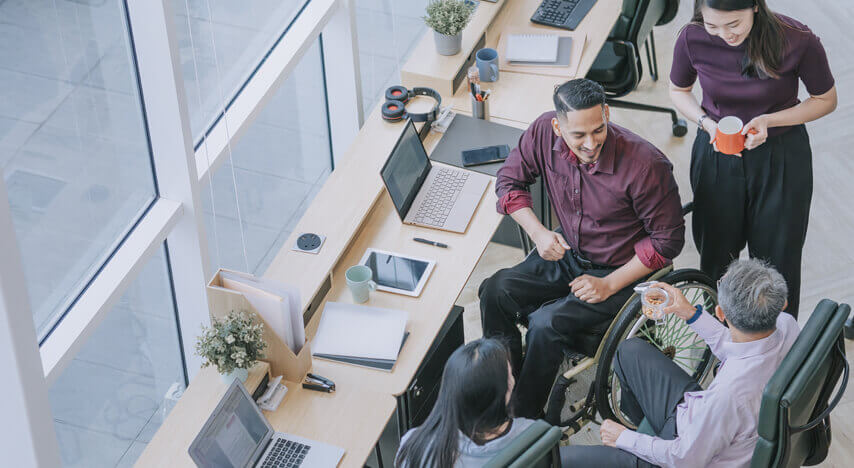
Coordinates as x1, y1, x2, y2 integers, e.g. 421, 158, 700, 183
135, 363, 396, 468
444, 0, 622, 126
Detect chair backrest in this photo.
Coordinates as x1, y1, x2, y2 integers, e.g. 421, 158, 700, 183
751, 299, 850, 468
609, 0, 676, 45
483, 420, 562, 468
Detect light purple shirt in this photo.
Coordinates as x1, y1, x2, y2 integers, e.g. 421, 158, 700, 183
616, 312, 800, 468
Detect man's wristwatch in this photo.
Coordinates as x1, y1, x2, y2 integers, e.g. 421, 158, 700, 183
697, 114, 709, 130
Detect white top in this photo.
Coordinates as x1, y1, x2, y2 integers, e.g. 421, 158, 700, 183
617, 312, 800, 468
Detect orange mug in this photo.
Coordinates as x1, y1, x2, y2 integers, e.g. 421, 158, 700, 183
713, 116, 758, 155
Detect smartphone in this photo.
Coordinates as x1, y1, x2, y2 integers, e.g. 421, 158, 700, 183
462, 144, 511, 167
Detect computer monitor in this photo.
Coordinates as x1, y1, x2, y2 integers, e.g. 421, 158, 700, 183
380, 120, 432, 220
188, 380, 273, 468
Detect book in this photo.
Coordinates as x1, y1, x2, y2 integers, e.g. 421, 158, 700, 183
311, 302, 409, 371
506, 33, 560, 63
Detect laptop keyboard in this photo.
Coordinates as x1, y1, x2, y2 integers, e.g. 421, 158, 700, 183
260, 438, 310, 468
413, 168, 469, 227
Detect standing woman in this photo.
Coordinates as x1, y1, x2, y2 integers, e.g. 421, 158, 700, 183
670, 0, 837, 317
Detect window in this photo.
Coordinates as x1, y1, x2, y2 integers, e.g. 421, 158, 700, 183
173, 0, 311, 139
0, 0, 157, 338
201, 40, 332, 274
49, 245, 184, 467
355, 0, 429, 116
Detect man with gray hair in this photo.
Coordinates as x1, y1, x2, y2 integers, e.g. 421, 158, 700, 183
560, 258, 800, 467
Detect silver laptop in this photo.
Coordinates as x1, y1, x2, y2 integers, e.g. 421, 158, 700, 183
188, 380, 344, 468
381, 120, 491, 233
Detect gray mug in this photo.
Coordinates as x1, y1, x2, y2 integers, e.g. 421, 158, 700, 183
476, 48, 499, 82
346, 265, 377, 304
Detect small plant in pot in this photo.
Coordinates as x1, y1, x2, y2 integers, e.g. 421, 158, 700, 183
195, 310, 267, 383
424, 0, 476, 56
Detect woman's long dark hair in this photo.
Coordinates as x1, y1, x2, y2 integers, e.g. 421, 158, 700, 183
394, 338, 512, 468
692, 0, 786, 78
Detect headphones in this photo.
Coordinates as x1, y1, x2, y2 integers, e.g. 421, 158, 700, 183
381, 85, 442, 123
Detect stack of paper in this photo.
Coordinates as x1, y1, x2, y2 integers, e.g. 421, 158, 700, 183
311, 302, 409, 371
219, 271, 305, 354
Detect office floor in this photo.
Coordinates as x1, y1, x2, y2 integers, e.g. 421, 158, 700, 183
459, 1, 854, 464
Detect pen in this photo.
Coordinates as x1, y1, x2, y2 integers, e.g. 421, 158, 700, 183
414, 237, 448, 248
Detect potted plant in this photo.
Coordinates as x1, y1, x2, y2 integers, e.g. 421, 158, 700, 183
423, 0, 476, 56
195, 310, 267, 383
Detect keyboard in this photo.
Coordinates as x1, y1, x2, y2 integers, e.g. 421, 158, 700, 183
260, 438, 310, 468
531, 0, 597, 31
412, 168, 469, 227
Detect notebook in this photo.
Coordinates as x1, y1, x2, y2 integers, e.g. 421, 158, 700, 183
508, 37, 574, 67
506, 33, 560, 63
311, 302, 409, 371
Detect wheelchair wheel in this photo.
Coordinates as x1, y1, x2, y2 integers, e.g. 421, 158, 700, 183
594, 269, 719, 428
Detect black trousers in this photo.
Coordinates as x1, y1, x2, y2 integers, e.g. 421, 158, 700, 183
478, 249, 635, 418
691, 125, 812, 317
559, 338, 702, 467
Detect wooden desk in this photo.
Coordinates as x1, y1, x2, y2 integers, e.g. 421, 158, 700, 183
135, 362, 396, 468
404, 0, 622, 126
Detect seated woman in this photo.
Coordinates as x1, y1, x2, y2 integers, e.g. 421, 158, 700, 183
394, 337, 537, 467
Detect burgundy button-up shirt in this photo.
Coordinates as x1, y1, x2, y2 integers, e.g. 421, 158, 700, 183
495, 112, 684, 269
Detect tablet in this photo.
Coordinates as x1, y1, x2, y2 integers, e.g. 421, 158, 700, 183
359, 248, 435, 297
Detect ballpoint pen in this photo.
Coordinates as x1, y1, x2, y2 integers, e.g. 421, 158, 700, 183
414, 237, 448, 248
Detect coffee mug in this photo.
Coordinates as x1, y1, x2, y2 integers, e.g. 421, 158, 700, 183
345, 265, 377, 304
713, 116, 758, 155
476, 48, 499, 82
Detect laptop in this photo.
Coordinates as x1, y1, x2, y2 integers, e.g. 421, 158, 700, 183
381, 120, 491, 233
188, 380, 344, 468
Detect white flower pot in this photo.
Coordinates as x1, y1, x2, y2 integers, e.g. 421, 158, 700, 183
220, 367, 249, 384
433, 30, 462, 56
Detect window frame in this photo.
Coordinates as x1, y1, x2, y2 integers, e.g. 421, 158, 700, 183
0, 0, 363, 462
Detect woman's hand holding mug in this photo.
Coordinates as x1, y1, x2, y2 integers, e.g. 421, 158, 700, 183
742, 115, 769, 150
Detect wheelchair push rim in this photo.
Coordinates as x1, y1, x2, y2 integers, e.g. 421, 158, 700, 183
598, 270, 719, 428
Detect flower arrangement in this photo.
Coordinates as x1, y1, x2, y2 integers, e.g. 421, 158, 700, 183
423, 0, 476, 37
195, 310, 266, 375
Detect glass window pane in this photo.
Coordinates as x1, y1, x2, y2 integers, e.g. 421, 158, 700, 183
49, 245, 184, 467
355, 0, 429, 116
201, 40, 331, 275
173, 0, 310, 138
0, 0, 157, 338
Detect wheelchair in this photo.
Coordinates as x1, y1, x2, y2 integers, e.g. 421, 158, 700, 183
516, 203, 719, 438
543, 264, 718, 437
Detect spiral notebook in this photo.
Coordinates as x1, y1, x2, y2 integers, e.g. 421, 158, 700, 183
506, 33, 560, 63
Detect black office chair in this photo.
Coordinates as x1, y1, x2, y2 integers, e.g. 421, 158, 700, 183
586, 0, 688, 137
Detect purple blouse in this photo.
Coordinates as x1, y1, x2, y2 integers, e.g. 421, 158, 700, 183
671, 15, 835, 136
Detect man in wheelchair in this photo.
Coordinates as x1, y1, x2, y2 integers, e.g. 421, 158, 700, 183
562, 258, 800, 467
479, 78, 685, 418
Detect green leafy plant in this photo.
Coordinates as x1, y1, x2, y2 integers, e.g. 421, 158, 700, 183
195, 310, 266, 375
423, 0, 475, 36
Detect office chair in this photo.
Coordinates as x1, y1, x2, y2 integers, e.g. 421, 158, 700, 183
751, 299, 850, 467
630, 299, 850, 468
586, 0, 688, 137
483, 419, 563, 468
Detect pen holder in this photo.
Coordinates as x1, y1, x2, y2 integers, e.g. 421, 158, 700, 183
471, 95, 489, 120
207, 269, 312, 384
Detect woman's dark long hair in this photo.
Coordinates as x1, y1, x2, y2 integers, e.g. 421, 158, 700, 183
692, 0, 786, 78
394, 338, 512, 468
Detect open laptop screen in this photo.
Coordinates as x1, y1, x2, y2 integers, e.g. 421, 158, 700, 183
189, 381, 271, 468
381, 120, 432, 219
